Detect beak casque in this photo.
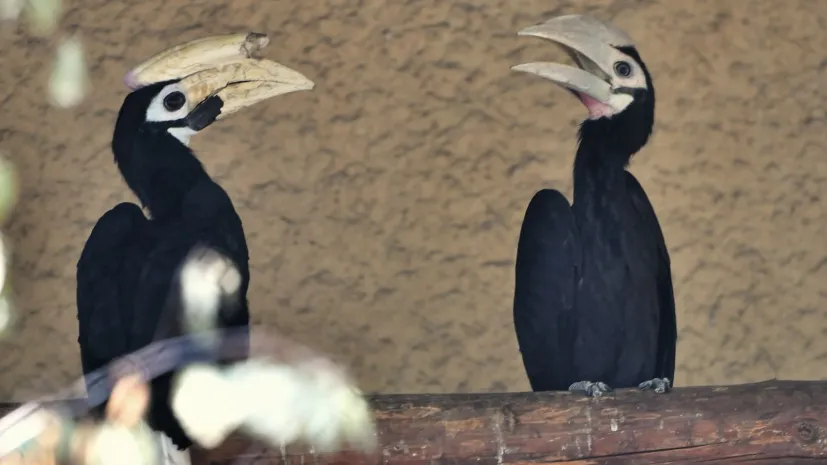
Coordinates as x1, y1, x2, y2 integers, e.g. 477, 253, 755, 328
125, 32, 315, 120
511, 14, 634, 104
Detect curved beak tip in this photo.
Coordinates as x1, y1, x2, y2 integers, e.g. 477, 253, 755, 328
516, 24, 551, 38
285, 71, 316, 92
292, 74, 315, 91
510, 63, 538, 74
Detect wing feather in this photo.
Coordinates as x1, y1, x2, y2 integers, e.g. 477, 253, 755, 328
513, 189, 581, 391
624, 172, 677, 383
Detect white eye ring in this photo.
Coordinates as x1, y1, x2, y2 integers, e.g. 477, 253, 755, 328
144, 83, 196, 145
163, 91, 187, 112
613, 61, 632, 77
145, 83, 191, 123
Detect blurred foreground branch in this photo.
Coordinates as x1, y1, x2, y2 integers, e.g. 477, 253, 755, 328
1, 0, 90, 108
5, 380, 825, 465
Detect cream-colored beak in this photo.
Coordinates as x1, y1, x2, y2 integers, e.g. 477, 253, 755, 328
511, 15, 633, 104
125, 32, 315, 120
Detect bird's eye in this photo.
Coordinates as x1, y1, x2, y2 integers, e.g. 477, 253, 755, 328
613, 61, 632, 77
163, 91, 186, 112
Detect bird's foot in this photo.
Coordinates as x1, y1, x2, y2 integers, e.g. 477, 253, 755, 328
180, 246, 242, 333
568, 381, 613, 397
638, 377, 671, 394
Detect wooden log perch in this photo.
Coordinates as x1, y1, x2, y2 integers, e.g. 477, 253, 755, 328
3, 380, 827, 464
200, 380, 827, 465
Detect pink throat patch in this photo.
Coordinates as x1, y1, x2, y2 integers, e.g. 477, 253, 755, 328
575, 92, 614, 119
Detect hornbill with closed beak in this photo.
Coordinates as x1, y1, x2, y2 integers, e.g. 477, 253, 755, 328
76, 33, 314, 465
510, 15, 677, 397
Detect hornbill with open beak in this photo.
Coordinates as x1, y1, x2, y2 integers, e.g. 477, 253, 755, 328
76, 33, 314, 464
510, 15, 677, 397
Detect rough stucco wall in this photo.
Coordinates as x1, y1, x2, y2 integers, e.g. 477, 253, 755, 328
0, 0, 825, 399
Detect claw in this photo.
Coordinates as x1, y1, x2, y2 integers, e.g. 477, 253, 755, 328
638, 377, 671, 394
568, 380, 613, 397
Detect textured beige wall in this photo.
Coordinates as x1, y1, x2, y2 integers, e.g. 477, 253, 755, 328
0, 0, 825, 399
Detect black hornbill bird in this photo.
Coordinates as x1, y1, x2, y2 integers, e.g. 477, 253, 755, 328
510, 15, 677, 397
76, 35, 314, 465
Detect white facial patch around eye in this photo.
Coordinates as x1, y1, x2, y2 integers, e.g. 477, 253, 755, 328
144, 82, 197, 146
608, 51, 647, 90
601, 51, 647, 115
605, 92, 635, 116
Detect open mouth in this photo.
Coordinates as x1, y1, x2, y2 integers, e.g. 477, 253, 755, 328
512, 41, 614, 107
512, 46, 615, 118
561, 49, 616, 116
510, 14, 634, 117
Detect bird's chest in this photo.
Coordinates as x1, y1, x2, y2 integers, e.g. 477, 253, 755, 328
571, 214, 661, 381
573, 201, 660, 318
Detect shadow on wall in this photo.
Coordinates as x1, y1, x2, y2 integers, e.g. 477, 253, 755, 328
0, 0, 825, 399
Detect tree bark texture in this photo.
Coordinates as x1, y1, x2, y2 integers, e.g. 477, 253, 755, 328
4, 380, 827, 464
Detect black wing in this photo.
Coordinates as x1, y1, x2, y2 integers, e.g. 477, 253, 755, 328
76, 202, 148, 377
112, 180, 251, 449
157, 178, 252, 364
76, 202, 196, 446
179, 179, 250, 329
625, 172, 677, 383
513, 188, 581, 391
132, 178, 251, 345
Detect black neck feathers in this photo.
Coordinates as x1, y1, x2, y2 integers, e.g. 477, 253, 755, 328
112, 82, 209, 221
